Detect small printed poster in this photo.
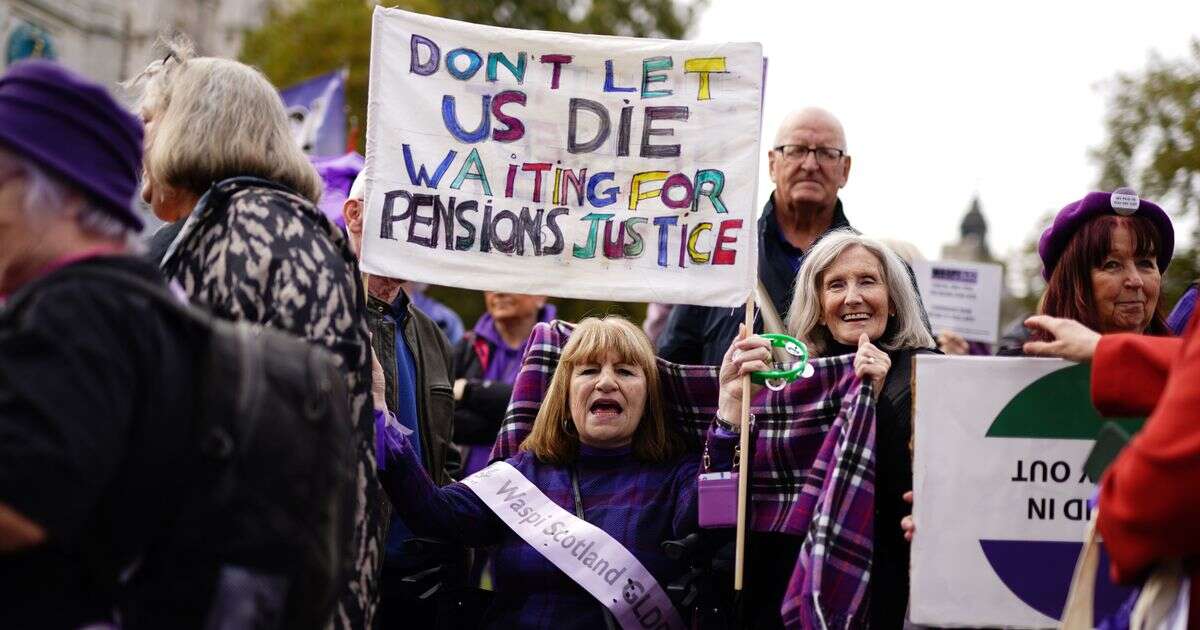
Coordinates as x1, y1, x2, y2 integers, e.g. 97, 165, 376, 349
911, 259, 1003, 344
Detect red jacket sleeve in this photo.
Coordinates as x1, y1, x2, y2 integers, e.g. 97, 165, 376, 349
1095, 316, 1200, 585
1090, 333, 1181, 417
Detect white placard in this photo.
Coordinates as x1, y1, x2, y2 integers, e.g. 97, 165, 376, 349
362, 8, 763, 306
910, 355, 1139, 628
911, 259, 1002, 344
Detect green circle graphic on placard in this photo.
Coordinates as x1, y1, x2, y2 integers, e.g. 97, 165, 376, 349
985, 363, 1142, 439
979, 362, 1142, 620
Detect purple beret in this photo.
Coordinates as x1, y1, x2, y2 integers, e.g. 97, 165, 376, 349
1038, 189, 1173, 280
0, 60, 144, 230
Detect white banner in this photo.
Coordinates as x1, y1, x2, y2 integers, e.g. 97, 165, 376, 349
462, 462, 684, 629
362, 8, 763, 306
910, 355, 1140, 628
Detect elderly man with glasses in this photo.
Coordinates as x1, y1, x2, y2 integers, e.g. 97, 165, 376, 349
655, 107, 855, 628
657, 107, 854, 366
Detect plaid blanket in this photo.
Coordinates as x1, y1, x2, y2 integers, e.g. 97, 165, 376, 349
489, 321, 877, 628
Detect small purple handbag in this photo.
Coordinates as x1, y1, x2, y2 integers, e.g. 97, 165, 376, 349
697, 427, 742, 529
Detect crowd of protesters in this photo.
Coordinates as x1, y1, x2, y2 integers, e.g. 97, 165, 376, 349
0, 37, 1197, 630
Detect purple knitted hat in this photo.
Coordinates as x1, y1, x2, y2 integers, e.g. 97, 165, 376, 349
0, 60, 144, 230
1037, 188, 1173, 280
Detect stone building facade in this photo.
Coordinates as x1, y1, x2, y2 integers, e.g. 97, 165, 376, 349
2, 0, 278, 86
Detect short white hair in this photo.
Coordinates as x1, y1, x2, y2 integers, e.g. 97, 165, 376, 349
0, 148, 136, 242
786, 229, 934, 356
774, 107, 848, 151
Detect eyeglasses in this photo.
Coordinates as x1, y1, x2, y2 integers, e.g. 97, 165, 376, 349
774, 145, 846, 165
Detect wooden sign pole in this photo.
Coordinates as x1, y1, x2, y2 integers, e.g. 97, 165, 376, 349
734, 293, 755, 591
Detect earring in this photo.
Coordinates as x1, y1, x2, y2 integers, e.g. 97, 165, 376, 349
562, 417, 577, 437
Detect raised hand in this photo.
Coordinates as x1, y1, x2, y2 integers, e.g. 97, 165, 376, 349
717, 324, 772, 427
1022, 315, 1101, 362
853, 333, 890, 399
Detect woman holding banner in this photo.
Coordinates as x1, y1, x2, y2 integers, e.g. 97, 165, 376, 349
786, 229, 937, 628
377, 316, 768, 629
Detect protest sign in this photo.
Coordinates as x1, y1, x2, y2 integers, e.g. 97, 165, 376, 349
911, 259, 1003, 344
361, 8, 763, 306
910, 355, 1141, 627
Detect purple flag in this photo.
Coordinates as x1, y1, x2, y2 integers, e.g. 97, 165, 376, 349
311, 151, 363, 228
280, 69, 347, 157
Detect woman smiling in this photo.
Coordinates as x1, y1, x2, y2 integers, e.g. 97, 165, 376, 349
785, 229, 936, 628
1035, 190, 1173, 338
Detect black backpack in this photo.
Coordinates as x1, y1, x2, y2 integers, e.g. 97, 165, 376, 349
6, 267, 357, 629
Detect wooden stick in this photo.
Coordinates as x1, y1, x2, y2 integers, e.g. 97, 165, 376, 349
734, 292, 755, 591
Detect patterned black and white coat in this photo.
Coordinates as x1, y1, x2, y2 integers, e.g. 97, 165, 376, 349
161, 176, 383, 630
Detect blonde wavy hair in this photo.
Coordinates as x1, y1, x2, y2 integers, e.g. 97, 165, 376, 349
126, 37, 321, 202
521, 317, 683, 465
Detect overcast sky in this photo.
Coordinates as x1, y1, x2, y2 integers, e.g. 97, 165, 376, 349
695, 0, 1200, 271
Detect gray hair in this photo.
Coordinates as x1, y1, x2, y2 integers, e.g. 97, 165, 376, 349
876, 238, 925, 265
125, 36, 322, 203
786, 229, 934, 356
0, 148, 137, 243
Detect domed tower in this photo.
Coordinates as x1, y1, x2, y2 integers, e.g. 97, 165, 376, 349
941, 194, 992, 262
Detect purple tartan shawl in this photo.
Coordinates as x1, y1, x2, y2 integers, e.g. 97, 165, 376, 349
489, 321, 877, 628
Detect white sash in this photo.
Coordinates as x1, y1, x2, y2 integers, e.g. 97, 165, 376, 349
462, 461, 686, 630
